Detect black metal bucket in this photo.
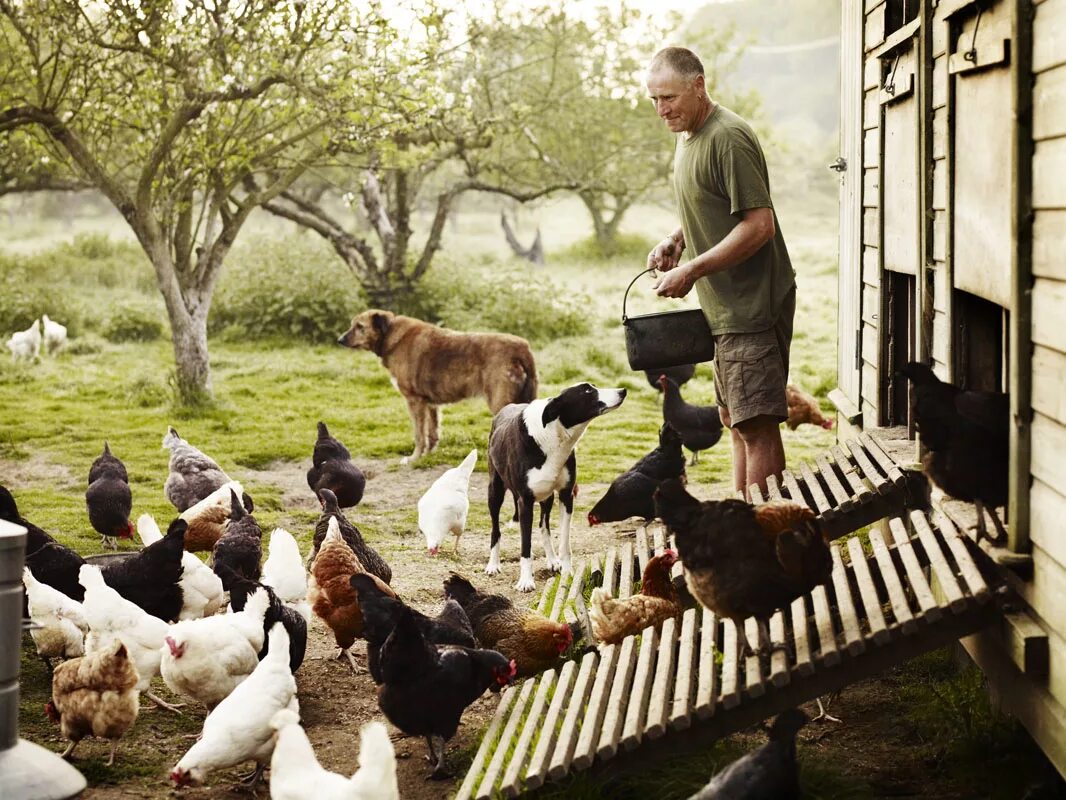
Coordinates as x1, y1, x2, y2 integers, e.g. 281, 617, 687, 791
622, 268, 715, 371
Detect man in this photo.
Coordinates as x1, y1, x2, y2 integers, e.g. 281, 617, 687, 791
645, 46, 796, 498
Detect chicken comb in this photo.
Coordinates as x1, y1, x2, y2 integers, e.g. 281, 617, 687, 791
753, 500, 817, 537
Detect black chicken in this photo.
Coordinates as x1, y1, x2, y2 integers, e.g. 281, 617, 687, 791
99, 517, 186, 621
659, 375, 724, 465
306, 421, 366, 509
4, 484, 86, 609
211, 489, 263, 590
656, 479, 830, 656
227, 574, 307, 673
377, 606, 516, 778
310, 488, 392, 584
588, 423, 687, 525
85, 442, 134, 549
351, 572, 477, 683
644, 363, 696, 392
689, 708, 808, 799
899, 361, 1009, 545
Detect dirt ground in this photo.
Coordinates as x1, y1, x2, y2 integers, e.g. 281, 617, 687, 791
16, 456, 1062, 800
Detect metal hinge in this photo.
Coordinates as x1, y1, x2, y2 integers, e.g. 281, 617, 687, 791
855, 326, 863, 371
828, 157, 848, 173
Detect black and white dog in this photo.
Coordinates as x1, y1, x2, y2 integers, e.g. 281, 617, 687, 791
486, 382, 626, 591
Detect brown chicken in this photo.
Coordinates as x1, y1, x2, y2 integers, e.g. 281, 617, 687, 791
308, 517, 395, 671
655, 479, 832, 656
443, 573, 577, 678
785, 384, 834, 431
178, 480, 253, 552
45, 638, 140, 766
589, 550, 682, 644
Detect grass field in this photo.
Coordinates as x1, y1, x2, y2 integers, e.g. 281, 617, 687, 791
2, 193, 1056, 799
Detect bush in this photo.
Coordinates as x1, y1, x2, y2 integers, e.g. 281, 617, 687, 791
0, 235, 155, 293
555, 232, 658, 263
410, 261, 591, 344
101, 305, 165, 342
0, 273, 85, 338
210, 237, 364, 343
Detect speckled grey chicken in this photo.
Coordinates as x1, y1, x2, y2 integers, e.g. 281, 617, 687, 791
162, 426, 232, 512
310, 488, 391, 585
85, 442, 134, 549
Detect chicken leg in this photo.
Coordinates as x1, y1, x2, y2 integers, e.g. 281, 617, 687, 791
426, 735, 449, 780
689, 450, 700, 467
146, 691, 185, 714
812, 693, 843, 724
337, 647, 364, 674
106, 740, 119, 767
60, 740, 78, 760
237, 763, 266, 789
974, 499, 1008, 546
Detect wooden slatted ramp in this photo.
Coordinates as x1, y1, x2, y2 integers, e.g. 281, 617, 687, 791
455, 508, 998, 799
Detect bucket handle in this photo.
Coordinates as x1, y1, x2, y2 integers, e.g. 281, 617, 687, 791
622, 267, 656, 323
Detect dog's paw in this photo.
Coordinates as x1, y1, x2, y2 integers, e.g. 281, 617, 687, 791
514, 575, 536, 592
545, 556, 563, 573
560, 559, 573, 575
484, 561, 501, 576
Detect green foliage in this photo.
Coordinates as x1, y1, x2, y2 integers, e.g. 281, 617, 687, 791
556, 232, 657, 263
101, 305, 164, 343
410, 261, 590, 345
210, 237, 364, 343
0, 273, 82, 337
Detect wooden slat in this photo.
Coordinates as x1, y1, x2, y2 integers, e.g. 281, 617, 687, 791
694, 609, 718, 719
645, 616, 679, 738
930, 509, 990, 600
602, 547, 618, 596
816, 453, 854, 511
766, 474, 784, 500
768, 610, 789, 687
868, 528, 918, 633
781, 469, 807, 508
478, 679, 536, 799
455, 684, 518, 800
889, 518, 941, 621
847, 536, 891, 645
652, 525, 666, 554
811, 584, 841, 666
548, 651, 598, 779
910, 510, 967, 612
536, 575, 556, 615
719, 619, 741, 708
501, 673, 556, 797
621, 627, 659, 750
670, 608, 699, 730
830, 545, 866, 655
845, 438, 891, 493
743, 617, 766, 698
596, 636, 637, 760
572, 643, 618, 771
618, 542, 634, 599
749, 482, 766, 505
549, 571, 574, 622
832, 445, 873, 501
524, 662, 576, 790
636, 526, 650, 576
800, 461, 832, 514
861, 432, 906, 484
790, 596, 814, 676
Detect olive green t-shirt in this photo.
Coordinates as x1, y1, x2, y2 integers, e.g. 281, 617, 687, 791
673, 105, 795, 334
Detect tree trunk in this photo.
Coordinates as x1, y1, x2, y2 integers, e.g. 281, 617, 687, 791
580, 193, 630, 256
169, 312, 212, 403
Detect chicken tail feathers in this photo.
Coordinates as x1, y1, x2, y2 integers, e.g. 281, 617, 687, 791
270, 708, 300, 732
443, 572, 478, 606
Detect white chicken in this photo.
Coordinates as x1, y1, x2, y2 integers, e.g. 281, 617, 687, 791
41, 314, 67, 355
160, 587, 270, 709
178, 479, 247, 552
6, 318, 41, 361
163, 426, 233, 513
137, 513, 224, 620
418, 448, 477, 555
269, 710, 399, 800
23, 567, 87, 665
170, 623, 297, 790
262, 527, 310, 623
78, 564, 180, 713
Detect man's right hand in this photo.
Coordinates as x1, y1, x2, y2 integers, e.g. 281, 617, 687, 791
647, 235, 684, 271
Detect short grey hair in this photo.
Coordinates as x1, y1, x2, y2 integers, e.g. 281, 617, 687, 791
648, 47, 705, 83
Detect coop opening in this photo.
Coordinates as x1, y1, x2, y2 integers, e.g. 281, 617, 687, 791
885, 0, 920, 37
952, 289, 1007, 393
883, 271, 916, 427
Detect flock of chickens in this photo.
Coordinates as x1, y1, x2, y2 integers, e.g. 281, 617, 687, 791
9, 354, 1009, 800
6, 314, 67, 360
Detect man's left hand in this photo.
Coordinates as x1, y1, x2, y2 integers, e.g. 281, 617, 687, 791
653, 263, 697, 298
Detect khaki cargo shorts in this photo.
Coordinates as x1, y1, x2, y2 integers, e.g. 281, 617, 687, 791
712, 287, 795, 428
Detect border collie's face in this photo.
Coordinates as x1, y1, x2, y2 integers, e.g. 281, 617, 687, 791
543, 383, 626, 429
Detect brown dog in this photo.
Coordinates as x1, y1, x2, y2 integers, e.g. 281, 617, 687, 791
338, 310, 538, 462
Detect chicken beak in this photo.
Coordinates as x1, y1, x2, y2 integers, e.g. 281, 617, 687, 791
428, 546, 439, 556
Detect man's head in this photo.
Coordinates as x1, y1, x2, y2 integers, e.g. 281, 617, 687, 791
645, 46, 710, 135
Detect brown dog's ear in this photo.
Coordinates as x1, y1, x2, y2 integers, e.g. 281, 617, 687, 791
372, 312, 390, 337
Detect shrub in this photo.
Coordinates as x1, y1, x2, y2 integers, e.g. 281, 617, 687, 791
0, 273, 85, 337
101, 305, 165, 342
555, 232, 658, 263
0, 235, 154, 293
210, 237, 363, 343
410, 261, 590, 344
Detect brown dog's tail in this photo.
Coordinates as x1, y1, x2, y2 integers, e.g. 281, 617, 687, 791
515, 350, 538, 404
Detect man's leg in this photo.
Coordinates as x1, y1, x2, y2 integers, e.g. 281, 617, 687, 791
734, 414, 785, 497
720, 406, 747, 497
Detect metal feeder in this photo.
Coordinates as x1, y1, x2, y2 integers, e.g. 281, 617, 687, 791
0, 519, 87, 799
